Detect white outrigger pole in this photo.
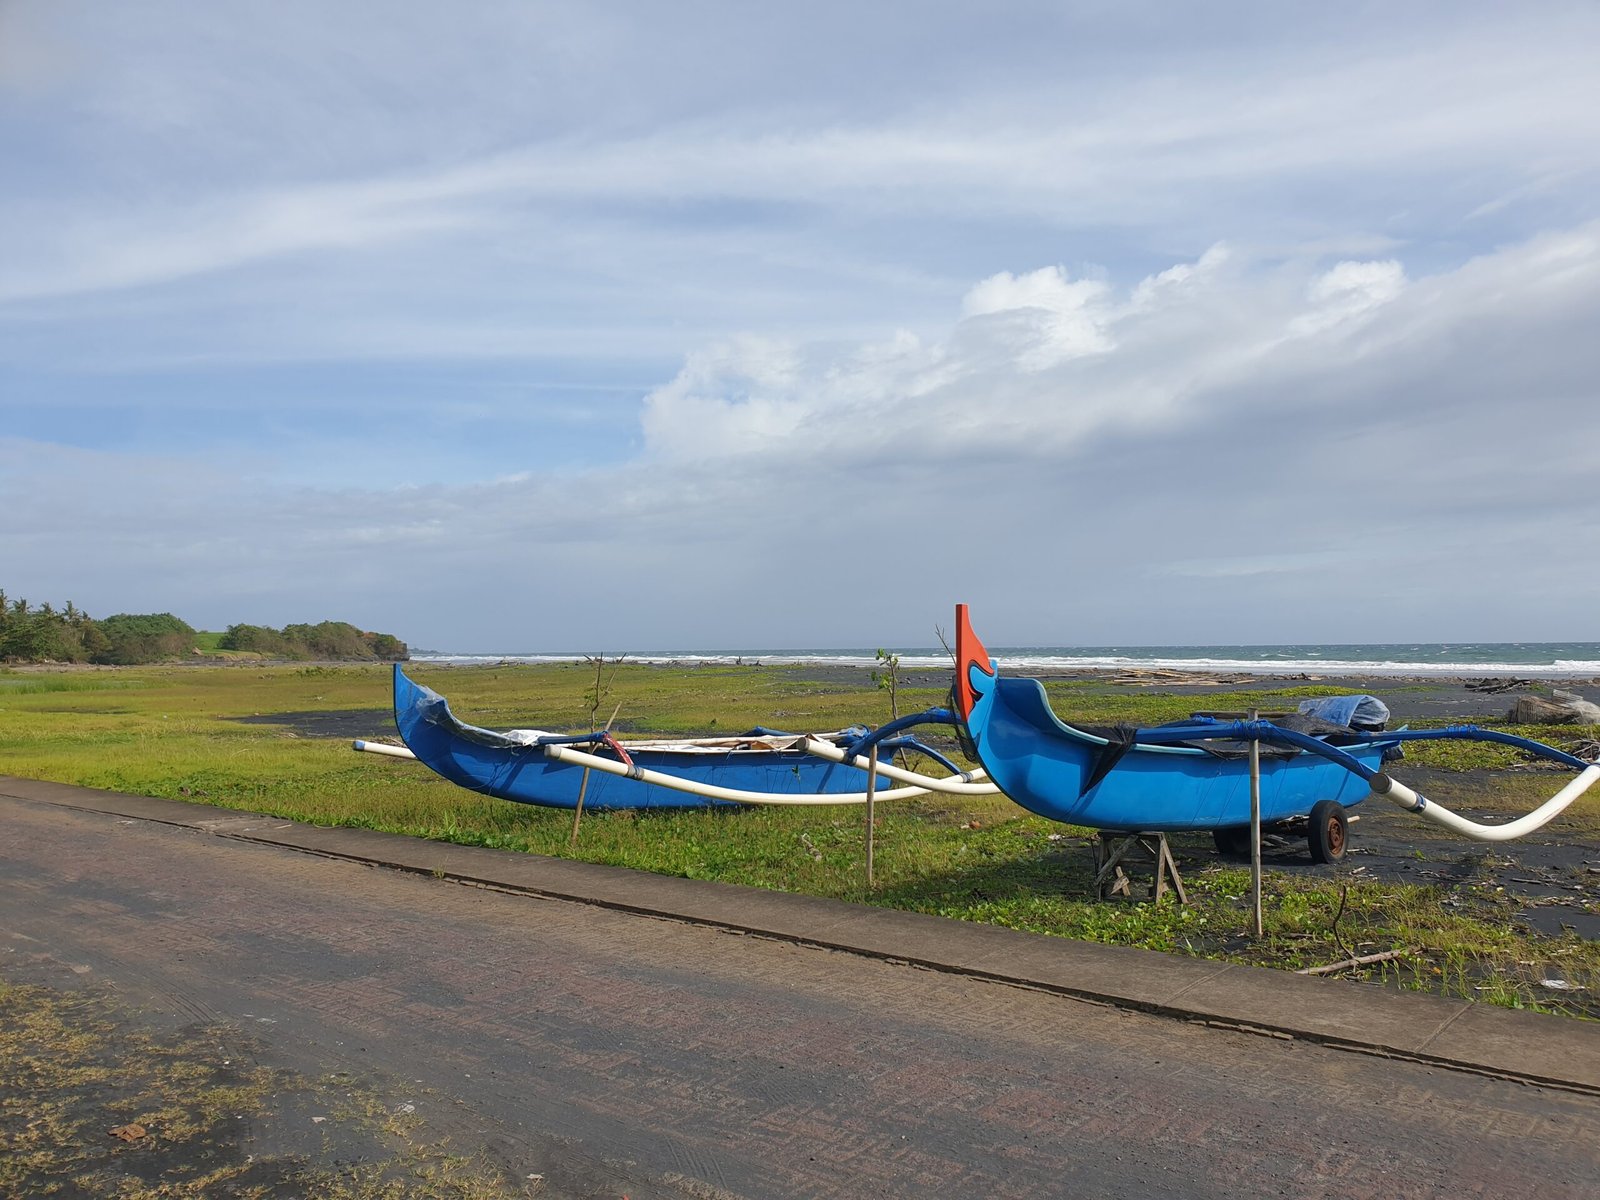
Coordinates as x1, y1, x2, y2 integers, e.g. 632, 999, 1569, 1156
538, 742, 942, 806
356, 705, 998, 807
354, 732, 990, 806
1369, 764, 1600, 841
1136, 719, 1600, 843
352, 739, 416, 759
797, 736, 999, 795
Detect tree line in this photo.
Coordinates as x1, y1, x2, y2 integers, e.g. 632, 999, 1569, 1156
0, 588, 408, 664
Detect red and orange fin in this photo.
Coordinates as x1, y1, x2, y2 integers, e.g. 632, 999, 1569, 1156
953, 603, 994, 720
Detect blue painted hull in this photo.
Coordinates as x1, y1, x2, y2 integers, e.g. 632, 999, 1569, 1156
974, 676, 1380, 831
953, 609, 1384, 832
393, 664, 869, 810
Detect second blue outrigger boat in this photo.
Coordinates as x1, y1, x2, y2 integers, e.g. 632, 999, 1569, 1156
952, 605, 1600, 859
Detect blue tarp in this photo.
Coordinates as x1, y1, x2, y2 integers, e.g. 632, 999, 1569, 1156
1297, 694, 1390, 730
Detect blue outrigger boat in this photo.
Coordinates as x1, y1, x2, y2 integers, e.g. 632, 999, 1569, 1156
382, 664, 974, 810
364, 631, 1596, 844
952, 605, 1600, 858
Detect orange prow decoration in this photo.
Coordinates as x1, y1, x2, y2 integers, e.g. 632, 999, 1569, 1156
953, 604, 994, 720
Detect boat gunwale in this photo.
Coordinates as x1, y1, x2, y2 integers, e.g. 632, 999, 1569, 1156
395, 663, 856, 760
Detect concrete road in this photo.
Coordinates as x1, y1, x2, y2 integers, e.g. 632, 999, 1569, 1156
3, 789, 1597, 1198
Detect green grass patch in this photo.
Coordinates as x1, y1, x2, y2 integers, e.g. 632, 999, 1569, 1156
1394, 722, 1598, 771
3, 662, 1596, 1018
0, 674, 147, 696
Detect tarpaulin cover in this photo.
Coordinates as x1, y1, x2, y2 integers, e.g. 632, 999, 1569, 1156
1297, 694, 1390, 731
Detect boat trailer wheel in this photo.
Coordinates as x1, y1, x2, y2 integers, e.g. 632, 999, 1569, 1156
1307, 799, 1349, 864
1211, 825, 1251, 858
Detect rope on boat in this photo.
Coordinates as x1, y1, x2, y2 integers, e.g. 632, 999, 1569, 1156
798, 737, 999, 795
541, 743, 936, 805
1368, 763, 1600, 841
599, 731, 640, 778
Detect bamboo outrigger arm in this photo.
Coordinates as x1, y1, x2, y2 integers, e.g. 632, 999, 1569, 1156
1368, 764, 1600, 842
1118, 719, 1600, 842
353, 739, 416, 759
797, 737, 999, 795
540, 743, 936, 805
357, 733, 982, 804
796, 705, 1001, 796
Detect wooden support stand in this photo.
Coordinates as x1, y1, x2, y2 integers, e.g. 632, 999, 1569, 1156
1093, 832, 1188, 904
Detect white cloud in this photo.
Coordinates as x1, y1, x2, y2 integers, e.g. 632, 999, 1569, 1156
10, 220, 1596, 646
1292, 260, 1407, 335
638, 338, 810, 461
3, 3, 1598, 329
960, 267, 1113, 370
633, 244, 1444, 470
4, 5, 1600, 647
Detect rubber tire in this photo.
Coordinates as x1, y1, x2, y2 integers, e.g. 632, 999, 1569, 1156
1307, 799, 1349, 864
1212, 826, 1251, 858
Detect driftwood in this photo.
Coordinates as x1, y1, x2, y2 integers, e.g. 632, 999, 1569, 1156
1467, 677, 1534, 695
1295, 948, 1410, 976
1107, 669, 1259, 686
1508, 691, 1600, 725
1552, 689, 1600, 722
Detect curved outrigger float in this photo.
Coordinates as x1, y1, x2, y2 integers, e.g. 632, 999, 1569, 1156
952, 604, 1600, 859
365, 664, 1000, 810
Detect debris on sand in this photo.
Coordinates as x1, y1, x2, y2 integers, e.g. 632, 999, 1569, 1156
1508, 690, 1600, 724
1467, 677, 1534, 695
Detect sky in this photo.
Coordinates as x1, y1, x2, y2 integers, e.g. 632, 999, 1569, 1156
3, 1, 1599, 652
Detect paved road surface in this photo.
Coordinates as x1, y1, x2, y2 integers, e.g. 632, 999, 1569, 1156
3, 793, 1597, 1198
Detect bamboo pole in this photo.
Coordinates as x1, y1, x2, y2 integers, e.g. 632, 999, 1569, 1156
864, 745, 878, 889
1249, 708, 1263, 938
569, 701, 623, 849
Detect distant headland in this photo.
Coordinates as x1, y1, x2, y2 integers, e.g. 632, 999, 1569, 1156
0, 587, 408, 665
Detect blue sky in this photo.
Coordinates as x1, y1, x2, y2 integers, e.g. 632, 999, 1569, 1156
3, 1, 1599, 650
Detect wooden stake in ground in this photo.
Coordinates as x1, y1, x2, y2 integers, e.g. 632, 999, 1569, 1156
569, 701, 623, 849
1249, 708, 1263, 938
864, 745, 879, 889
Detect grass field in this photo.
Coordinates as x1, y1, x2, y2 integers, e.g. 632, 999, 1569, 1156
2, 659, 1596, 1017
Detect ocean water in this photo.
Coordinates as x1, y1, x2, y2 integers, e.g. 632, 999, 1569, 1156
414, 642, 1600, 678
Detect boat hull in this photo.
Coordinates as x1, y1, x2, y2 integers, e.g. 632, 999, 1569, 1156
954, 608, 1383, 832
393, 665, 867, 810
978, 676, 1379, 831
